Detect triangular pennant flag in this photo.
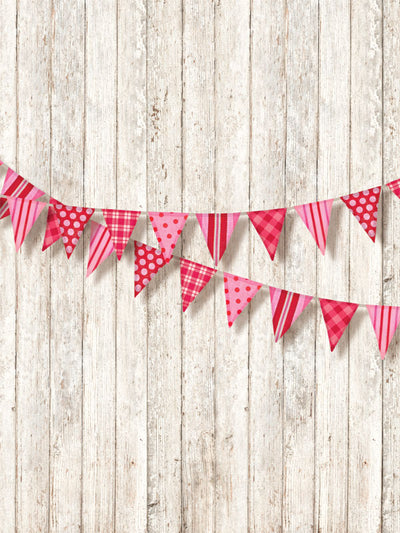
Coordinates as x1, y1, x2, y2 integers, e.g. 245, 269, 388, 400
50, 200, 94, 258
42, 204, 62, 251
386, 179, 400, 200
180, 258, 216, 312
341, 187, 381, 242
366, 304, 400, 359
87, 221, 115, 276
196, 213, 240, 265
269, 286, 313, 341
134, 241, 169, 297
294, 199, 333, 254
8, 197, 46, 251
0, 164, 44, 219
319, 298, 358, 351
224, 273, 262, 327
102, 208, 140, 260
247, 208, 286, 260
148, 212, 188, 260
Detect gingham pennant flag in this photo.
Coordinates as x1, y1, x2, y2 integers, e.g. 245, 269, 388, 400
248, 208, 286, 260
134, 241, 169, 297
366, 304, 400, 359
0, 162, 44, 219
180, 258, 216, 312
319, 298, 358, 351
341, 187, 381, 242
269, 286, 313, 341
386, 178, 400, 200
8, 197, 46, 251
87, 221, 115, 276
149, 212, 188, 260
102, 208, 140, 260
42, 204, 62, 251
294, 199, 334, 255
196, 212, 240, 265
224, 273, 262, 327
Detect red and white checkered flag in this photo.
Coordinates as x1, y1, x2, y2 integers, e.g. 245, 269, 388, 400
248, 208, 286, 261
319, 298, 358, 351
102, 208, 140, 260
180, 258, 216, 312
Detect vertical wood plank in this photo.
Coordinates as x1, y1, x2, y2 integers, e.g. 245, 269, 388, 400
15, 0, 51, 530
214, 1, 250, 531
146, 0, 183, 530
115, 0, 147, 531
82, 0, 117, 530
348, 1, 383, 531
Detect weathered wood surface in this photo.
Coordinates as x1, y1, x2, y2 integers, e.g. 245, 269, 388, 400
0, 0, 399, 531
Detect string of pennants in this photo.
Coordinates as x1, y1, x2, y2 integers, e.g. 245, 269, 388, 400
2, 160, 400, 358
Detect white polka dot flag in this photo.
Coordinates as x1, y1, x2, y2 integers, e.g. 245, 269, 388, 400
224, 273, 262, 327
8, 197, 46, 251
134, 241, 169, 297
87, 221, 115, 277
149, 212, 188, 260
366, 304, 400, 359
340, 186, 381, 242
294, 199, 334, 255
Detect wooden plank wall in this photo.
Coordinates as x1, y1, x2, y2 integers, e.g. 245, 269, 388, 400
1, 0, 400, 531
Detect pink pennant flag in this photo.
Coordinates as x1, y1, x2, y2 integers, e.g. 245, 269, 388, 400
294, 199, 333, 254
102, 208, 140, 260
247, 208, 286, 260
319, 298, 358, 351
366, 304, 400, 359
180, 258, 216, 312
8, 197, 46, 251
50, 200, 94, 258
0, 164, 44, 219
224, 273, 262, 327
42, 204, 62, 251
134, 241, 169, 297
386, 179, 400, 200
196, 213, 240, 265
87, 221, 115, 276
149, 212, 188, 260
269, 286, 313, 341
341, 186, 381, 242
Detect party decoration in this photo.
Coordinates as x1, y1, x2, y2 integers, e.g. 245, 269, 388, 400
269, 286, 313, 341
196, 212, 240, 265
387, 178, 400, 200
50, 200, 94, 258
87, 221, 115, 276
248, 208, 286, 260
8, 197, 46, 251
224, 273, 262, 327
294, 199, 333, 254
367, 304, 400, 359
0, 163, 44, 219
341, 187, 381, 242
102, 209, 140, 260
42, 205, 62, 251
149, 211, 188, 260
319, 298, 358, 351
134, 241, 169, 297
180, 258, 216, 311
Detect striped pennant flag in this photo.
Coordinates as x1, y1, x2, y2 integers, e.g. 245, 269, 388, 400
42, 204, 62, 251
269, 286, 313, 341
386, 178, 400, 200
294, 199, 333, 255
102, 208, 140, 260
134, 241, 169, 297
319, 298, 358, 352
341, 187, 381, 242
224, 273, 262, 327
180, 258, 216, 312
8, 197, 46, 251
248, 208, 286, 261
196, 213, 240, 265
87, 221, 115, 276
0, 163, 44, 219
149, 212, 188, 260
366, 304, 400, 359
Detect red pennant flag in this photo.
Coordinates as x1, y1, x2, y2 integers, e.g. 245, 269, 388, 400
0, 163, 44, 219
341, 187, 381, 242
50, 200, 94, 258
367, 304, 400, 359
87, 221, 115, 276
386, 179, 400, 200
294, 199, 333, 254
224, 273, 262, 327
149, 211, 188, 260
134, 241, 169, 297
196, 212, 240, 265
180, 258, 216, 312
319, 298, 358, 351
269, 286, 313, 341
247, 208, 286, 260
8, 197, 46, 251
102, 208, 140, 260
42, 205, 62, 251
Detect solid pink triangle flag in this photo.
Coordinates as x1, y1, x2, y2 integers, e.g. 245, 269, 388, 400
8, 197, 46, 251
87, 221, 115, 277
248, 208, 286, 260
50, 199, 94, 258
149, 211, 188, 260
319, 298, 358, 351
180, 258, 216, 312
269, 286, 313, 341
42, 204, 62, 251
366, 304, 400, 359
102, 208, 140, 260
0, 163, 45, 219
134, 241, 169, 297
196, 212, 240, 265
294, 199, 333, 254
224, 273, 262, 327
386, 179, 400, 200
341, 186, 381, 242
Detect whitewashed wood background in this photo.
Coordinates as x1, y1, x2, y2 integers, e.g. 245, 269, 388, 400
1, 0, 400, 531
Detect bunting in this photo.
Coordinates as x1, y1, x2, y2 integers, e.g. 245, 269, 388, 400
180, 258, 216, 311
386, 178, 400, 200
149, 211, 188, 260
366, 304, 400, 359
269, 286, 313, 341
248, 208, 286, 260
134, 241, 169, 297
87, 221, 115, 277
319, 298, 358, 351
42, 205, 62, 251
0, 163, 44, 219
8, 197, 46, 251
102, 208, 140, 260
294, 199, 333, 254
341, 187, 381, 242
50, 200, 94, 258
224, 273, 262, 327
196, 213, 240, 265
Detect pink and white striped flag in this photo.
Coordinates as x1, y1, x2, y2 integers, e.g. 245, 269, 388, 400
366, 304, 400, 359
294, 199, 334, 255
149, 212, 188, 260
196, 213, 240, 265
269, 286, 313, 341
87, 221, 115, 276
0, 163, 45, 219
224, 273, 262, 327
7, 197, 46, 251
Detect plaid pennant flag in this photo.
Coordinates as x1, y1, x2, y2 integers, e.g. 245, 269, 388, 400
341, 187, 381, 242
87, 221, 115, 276
269, 286, 313, 341
0, 163, 45, 219
224, 273, 262, 327
102, 208, 140, 260
42, 204, 62, 251
8, 197, 46, 251
386, 179, 400, 200
50, 199, 94, 258
180, 258, 216, 311
248, 208, 286, 260
319, 298, 358, 351
294, 199, 334, 255
367, 304, 400, 359
134, 241, 169, 297
196, 212, 240, 265
149, 211, 188, 260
